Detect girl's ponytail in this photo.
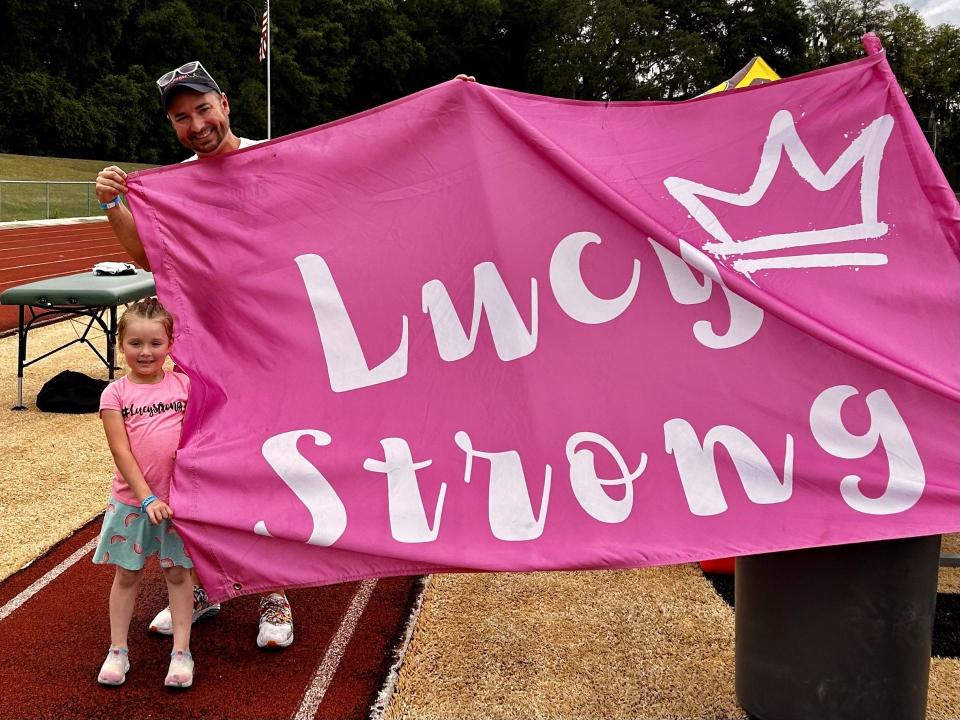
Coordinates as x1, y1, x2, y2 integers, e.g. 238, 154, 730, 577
117, 297, 175, 344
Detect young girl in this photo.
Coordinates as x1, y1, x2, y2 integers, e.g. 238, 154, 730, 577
92, 297, 195, 688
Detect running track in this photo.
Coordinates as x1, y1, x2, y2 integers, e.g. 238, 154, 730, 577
0, 519, 422, 720
0, 220, 423, 719
0, 220, 132, 332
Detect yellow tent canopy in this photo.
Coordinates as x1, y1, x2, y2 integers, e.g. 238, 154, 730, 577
701, 56, 780, 96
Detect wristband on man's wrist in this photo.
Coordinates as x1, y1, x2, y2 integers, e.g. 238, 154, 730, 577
140, 495, 158, 513
99, 195, 123, 210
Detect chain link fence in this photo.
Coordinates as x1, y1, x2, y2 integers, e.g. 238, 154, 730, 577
0, 181, 98, 222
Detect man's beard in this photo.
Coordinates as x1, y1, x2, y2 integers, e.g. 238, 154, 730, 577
188, 126, 226, 154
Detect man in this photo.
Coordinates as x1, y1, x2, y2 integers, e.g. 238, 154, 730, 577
95, 61, 294, 649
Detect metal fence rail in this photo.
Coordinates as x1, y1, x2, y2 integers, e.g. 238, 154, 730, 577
0, 180, 97, 222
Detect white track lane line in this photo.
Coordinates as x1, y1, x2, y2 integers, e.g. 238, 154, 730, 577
0, 242, 122, 263
0, 537, 97, 622
292, 578, 379, 720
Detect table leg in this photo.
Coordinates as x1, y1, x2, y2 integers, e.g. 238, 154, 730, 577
108, 305, 117, 379
13, 305, 26, 410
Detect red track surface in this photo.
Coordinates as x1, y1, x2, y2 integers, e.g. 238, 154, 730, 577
0, 219, 422, 719
0, 520, 420, 720
0, 221, 130, 332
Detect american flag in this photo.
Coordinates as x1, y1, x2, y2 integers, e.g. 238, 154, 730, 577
258, 3, 269, 63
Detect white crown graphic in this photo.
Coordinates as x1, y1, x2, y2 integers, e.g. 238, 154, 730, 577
663, 109, 894, 277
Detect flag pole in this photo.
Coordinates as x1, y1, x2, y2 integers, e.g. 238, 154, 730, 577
266, 0, 271, 139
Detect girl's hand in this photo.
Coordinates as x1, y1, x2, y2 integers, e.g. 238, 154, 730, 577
145, 499, 173, 525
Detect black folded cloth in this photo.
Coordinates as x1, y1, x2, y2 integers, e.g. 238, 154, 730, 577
37, 370, 109, 413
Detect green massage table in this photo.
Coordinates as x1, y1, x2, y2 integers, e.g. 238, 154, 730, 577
0, 270, 155, 409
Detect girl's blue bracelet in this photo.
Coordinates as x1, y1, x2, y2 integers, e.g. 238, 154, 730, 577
140, 495, 158, 513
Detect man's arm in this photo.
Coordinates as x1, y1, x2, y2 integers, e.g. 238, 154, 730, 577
96, 165, 150, 270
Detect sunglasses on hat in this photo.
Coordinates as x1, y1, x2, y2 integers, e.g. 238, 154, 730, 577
156, 61, 222, 109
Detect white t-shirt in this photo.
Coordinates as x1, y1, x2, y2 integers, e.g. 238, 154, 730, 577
183, 137, 264, 163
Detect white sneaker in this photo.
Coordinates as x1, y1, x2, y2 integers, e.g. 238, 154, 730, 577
257, 593, 294, 648
148, 605, 174, 635
97, 646, 130, 686
148, 585, 221, 635
164, 649, 194, 688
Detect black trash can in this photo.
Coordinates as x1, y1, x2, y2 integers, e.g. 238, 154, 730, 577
735, 535, 942, 720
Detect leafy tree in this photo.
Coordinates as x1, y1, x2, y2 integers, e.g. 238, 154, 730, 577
809, 0, 891, 65
530, 0, 810, 100
0, 70, 65, 155
717, 0, 813, 78
883, 7, 960, 183
81, 67, 160, 162
0, 0, 954, 188
340, 0, 426, 111
129, 0, 205, 71
531, 0, 673, 100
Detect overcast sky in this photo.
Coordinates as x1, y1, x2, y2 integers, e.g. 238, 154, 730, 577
896, 0, 960, 26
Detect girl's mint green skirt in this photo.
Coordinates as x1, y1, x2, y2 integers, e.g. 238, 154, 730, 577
92, 498, 193, 571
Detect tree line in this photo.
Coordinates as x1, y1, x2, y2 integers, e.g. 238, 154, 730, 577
1, 0, 957, 185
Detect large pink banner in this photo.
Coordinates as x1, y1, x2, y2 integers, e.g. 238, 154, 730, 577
129, 45, 960, 602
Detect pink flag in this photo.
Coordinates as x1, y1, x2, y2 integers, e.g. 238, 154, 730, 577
127, 43, 960, 602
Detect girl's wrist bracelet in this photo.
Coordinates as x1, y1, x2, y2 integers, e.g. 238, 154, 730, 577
140, 495, 158, 513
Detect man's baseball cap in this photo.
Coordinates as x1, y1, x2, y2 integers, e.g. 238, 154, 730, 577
156, 61, 222, 110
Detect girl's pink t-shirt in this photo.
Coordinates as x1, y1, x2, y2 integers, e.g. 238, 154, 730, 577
99, 371, 190, 506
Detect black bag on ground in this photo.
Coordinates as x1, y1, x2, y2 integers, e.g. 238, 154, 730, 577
36, 371, 109, 413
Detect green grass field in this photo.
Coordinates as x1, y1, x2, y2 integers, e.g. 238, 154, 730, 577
0, 153, 157, 222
